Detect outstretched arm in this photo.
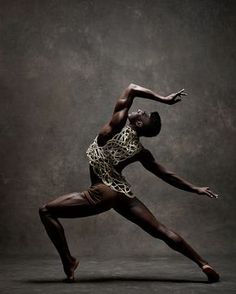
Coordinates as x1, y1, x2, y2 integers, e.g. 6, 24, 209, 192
139, 148, 219, 199
98, 83, 187, 144
127, 83, 187, 105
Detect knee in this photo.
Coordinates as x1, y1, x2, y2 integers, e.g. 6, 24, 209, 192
153, 226, 182, 245
162, 230, 183, 250
165, 230, 182, 243
149, 224, 169, 240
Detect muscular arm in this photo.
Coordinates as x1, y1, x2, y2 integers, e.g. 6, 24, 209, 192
139, 148, 218, 198
111, 83, 185, 126
98, 83, 186, 145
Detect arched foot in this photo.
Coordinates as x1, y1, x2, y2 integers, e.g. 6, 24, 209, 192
202, 264, 220, 283
63, 259, 80, 282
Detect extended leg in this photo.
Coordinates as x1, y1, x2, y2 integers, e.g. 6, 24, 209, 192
114, 196, 220, 282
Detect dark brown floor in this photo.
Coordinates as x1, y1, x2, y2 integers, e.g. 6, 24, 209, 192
0, 254, 235, 294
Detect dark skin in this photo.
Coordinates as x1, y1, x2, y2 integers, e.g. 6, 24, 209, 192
39, 83, 220, 282
98, 83, 218, 199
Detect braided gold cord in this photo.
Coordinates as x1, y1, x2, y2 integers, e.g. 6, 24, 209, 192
86, 125, 143, 197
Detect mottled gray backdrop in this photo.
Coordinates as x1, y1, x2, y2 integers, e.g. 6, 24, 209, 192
0, 0, 235, 258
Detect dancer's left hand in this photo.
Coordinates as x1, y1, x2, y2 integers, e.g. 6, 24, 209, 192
195, 187, 219, 199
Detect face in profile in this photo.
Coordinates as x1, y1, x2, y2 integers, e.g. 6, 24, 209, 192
128, 109, 151, 127
128, 109, 161, 137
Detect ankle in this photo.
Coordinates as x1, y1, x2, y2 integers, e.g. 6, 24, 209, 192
199, 261, 209, 269
62, 256, 75, 266
202, 264, 212, 270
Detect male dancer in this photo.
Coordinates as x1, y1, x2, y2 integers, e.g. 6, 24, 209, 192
39, 83, 220, 283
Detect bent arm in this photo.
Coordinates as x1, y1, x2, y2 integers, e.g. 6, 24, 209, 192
108, 83, 183, 129
97, 84, 186, 145
109, 83, 167, 128
98, 83, 167, 139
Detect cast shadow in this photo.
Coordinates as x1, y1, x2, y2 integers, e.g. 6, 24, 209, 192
24, 275, 209, 284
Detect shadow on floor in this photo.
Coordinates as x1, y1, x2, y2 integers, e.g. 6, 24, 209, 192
23, 276, 209, 284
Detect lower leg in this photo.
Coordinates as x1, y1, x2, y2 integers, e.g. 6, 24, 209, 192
39, 206, 79, 280
160, 229, 208, 268
160, 229, 220, 282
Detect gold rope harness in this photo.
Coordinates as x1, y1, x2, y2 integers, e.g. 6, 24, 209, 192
86, 125, 143, 197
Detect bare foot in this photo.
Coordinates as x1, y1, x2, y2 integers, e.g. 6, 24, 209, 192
63, 258, 80, 282
202, 264, 220, 283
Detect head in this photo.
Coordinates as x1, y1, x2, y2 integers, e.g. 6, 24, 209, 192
128, 109, 161, 137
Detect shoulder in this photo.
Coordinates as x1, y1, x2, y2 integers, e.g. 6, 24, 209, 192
97, 123, 126, 147
137, 147, 155, 163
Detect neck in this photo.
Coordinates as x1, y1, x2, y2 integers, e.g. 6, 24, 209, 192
128, 123, 142, 137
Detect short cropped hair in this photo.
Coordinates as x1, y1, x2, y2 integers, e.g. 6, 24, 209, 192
143, 111, 161, 137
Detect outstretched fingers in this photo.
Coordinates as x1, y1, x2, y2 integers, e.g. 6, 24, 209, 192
206, 188, 219, 199
197, 186, 219, 199
177, 88, 188, 96
173, 89, 188, 103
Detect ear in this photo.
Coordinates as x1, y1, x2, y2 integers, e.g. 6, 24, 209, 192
135, 120, 143, 128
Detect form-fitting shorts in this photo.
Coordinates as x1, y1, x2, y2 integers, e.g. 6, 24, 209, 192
45, 182, 135, 219
82, 183, 127, 208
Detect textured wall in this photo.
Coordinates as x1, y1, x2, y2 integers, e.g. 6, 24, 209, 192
0, 0, 235, 258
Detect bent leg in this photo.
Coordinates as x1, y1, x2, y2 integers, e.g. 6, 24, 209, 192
39, 190, 114, 280
114, 196, 208, 268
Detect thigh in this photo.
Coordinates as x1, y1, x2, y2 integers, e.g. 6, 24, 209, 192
114, 196, 167, 237
45, 184, 121, 218
44, 191, 106, 218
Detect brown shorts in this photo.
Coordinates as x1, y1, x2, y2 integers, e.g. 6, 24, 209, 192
45, 182, 134, 219
82, 183, 126, 208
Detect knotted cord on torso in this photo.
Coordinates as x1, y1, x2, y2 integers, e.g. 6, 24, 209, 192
86, 125, 143, 197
